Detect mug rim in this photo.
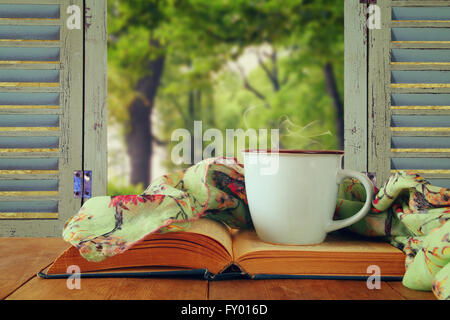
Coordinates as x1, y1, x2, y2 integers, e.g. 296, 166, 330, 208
242, 149, 344, 155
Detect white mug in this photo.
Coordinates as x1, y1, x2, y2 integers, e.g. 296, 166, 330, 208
242, 150, 374, 245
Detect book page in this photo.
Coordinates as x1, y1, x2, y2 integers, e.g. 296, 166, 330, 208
184, 218, 233, 257
233, 229, 402, 260
47, 218, 234, 275
232, 229, 406, 277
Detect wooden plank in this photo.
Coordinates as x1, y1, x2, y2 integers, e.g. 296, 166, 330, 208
368, 0, 392, 187
386, 281, 437, 300
6, 277, 438, 300
208, 279, 410, 300
83, 0, 107, 199
344, 0, 368, 172
0, 237, 69, 299
7, 277, 208, 300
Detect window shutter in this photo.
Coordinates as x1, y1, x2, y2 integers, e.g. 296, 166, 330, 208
368, 0, 450, 188
0, 0, 84, 236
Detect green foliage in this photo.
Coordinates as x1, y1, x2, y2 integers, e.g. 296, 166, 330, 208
107, 178, 145, 196
108, 0, 345, 173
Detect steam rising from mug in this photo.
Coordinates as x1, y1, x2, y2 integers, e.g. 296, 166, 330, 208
243, 105, 333, 150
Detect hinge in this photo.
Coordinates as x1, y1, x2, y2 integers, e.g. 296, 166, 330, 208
74, 170, 92, 199
360, 0, 377, 4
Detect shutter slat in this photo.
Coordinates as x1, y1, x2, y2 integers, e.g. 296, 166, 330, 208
0, 25, 59, 41
391, 63, 450, 71
0, 41, 60, 48
392, 21, 450, 28
392, 136, 450, 148
0, 19, 61, 26
391, 70, 450, 91
392, 2, 450, 7
0, 200, 58, 219
392, 42, 450, 49
392, 6, 450, 20
0, 173, 58, 180
427, 178, 450, 188
0, 179, 59, 201
391, 114, 450, 127
0, 4, 60, 19
391, 106, 450, 115
391, 157, 450, 170
0, 191, 58, 198
0, 212, 58, 219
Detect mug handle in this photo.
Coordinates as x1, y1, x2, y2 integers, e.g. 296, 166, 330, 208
325, 169, 374, 233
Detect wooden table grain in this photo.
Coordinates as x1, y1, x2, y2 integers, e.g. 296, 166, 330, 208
0, 238, 436, 300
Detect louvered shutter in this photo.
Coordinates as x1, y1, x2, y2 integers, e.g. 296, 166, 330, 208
0, 0, 84, 236
366, 0, 450, 188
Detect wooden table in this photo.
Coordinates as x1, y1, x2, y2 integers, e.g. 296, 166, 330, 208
0, 238, 436, 300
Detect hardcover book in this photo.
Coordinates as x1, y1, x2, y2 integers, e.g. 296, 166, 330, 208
39, 218, 406, 280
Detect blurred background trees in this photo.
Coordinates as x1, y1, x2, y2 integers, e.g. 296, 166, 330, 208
107, 0, 344, 194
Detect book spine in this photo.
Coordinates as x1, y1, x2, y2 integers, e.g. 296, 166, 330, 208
251, 274, 404, 281
37, 269, 210, 279
207, 271, 252, 281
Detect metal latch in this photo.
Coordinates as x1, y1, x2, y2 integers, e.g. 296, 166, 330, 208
74, 170, 92, 199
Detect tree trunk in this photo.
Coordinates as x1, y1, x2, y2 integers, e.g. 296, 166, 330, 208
126, 99, 152, 186
126, 40, 165, 187
323, 62, 344, 149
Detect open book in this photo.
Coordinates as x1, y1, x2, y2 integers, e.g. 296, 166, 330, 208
40, 218, 406, 280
